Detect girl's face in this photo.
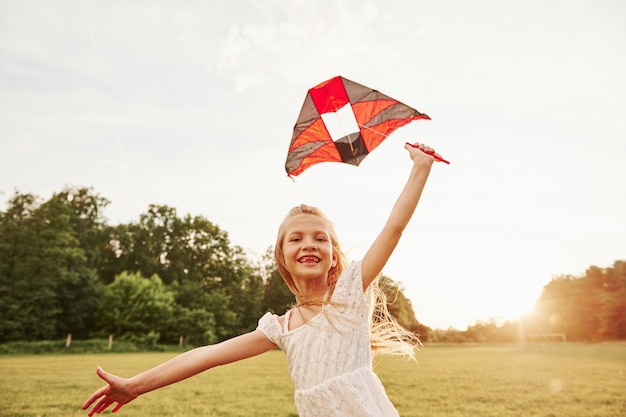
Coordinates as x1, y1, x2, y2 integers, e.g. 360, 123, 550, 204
281, 213, 337, 283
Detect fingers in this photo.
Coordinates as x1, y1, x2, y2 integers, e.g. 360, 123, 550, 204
82, 386, 107, 410
83, 392, 109, 415
405, 142, 450, 164
95, 398, 115, 414
85, 395, 125, 416
405, 142, 433, 153
404, 142, 436, 159
83, 367, 116, 415
91, 397, 114, 416
112, 403, 125, 413
82, 368, 108, 410
96, 366, 112, 382
83, 367, 135, 415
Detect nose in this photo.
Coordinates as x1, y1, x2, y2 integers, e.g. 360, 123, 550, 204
302, 241, 317, 250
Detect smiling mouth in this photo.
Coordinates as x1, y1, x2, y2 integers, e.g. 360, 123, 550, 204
299, 256, 320, 264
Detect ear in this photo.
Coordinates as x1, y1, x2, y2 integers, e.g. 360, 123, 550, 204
331, 254, 337, 268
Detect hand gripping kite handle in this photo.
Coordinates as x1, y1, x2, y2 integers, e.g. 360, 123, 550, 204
405, 142, 450, 164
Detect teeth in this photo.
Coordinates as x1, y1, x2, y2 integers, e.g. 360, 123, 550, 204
300, 256, 319, 263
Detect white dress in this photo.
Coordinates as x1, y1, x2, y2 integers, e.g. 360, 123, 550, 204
256, 261, 400, 417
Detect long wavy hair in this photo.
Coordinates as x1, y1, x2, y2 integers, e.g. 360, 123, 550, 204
274, 204, 420, 359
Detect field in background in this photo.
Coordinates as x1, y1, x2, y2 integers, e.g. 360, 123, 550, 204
1, 343, 624, 417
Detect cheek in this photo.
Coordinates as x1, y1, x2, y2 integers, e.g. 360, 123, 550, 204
325, 246, 337, 266
282, 244, 295, 258
282, 246, 297, 266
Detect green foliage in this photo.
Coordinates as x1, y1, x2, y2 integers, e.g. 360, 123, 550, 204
164, 304, 218, 346
260, 247, 296, 314
97, 272, 175, 343
0, 188, 104, 341
525, 259, 626, 341
262, 268, 296, 313
97, 204, 265, 342
1, 186, 624, 346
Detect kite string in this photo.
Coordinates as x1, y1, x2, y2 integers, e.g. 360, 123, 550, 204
360, 124, 449, 163
359, 124, 389, 138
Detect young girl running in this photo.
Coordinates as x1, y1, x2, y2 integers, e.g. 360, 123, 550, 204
82, 142, 439, 417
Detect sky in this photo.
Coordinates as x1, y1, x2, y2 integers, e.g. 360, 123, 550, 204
1, 0, 624, 330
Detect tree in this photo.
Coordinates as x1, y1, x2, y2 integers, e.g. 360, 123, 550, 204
532, 259, 626, 341
51, 187, 110, 269
590, 261, 626, 340
263, 268, 296, 314
260, 247, 296, 314
97, 223, 133, 285
230, 254, 265, 334
0, 193, 42, 341
97, 205, 263, 342
163, 302, 218, 346
97, 272, 174, 344
0, 189, 105, 341
45, 188, 108, 339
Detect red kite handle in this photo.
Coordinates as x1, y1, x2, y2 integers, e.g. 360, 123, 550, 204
405, 142, 450, 164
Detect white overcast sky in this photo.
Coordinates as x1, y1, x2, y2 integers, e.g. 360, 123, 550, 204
1, 0, 624, 329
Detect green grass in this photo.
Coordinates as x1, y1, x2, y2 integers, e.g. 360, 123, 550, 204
1, 343, 624, 416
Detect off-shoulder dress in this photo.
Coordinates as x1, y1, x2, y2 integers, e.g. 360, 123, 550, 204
256, 261, 400, 417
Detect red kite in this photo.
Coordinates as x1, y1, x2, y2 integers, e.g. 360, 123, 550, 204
285, 76, 445, 178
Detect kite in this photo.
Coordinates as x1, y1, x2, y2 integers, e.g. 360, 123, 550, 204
285, 75, 448, 178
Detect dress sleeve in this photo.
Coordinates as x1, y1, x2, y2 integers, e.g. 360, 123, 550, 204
332, 260, 366, 305
256, 312, 283, 347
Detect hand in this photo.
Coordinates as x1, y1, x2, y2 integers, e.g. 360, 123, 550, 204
82, 367, 138, 416
404, 142, 449, 164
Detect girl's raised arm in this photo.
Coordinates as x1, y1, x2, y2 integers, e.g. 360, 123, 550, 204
361, 142, 437, 289
82, 330, 276, 416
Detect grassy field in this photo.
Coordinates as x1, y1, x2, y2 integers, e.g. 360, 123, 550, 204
0, 342, 624, 417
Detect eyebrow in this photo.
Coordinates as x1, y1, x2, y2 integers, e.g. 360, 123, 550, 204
286, 230, 330, 237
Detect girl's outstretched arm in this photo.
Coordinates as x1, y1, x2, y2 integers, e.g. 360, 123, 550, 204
361, 142, 437, 289
82, 330, 276, 416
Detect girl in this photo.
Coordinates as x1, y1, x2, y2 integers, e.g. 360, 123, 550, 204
82, 142, 438, 417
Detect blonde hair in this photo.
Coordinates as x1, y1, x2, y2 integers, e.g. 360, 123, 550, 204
275, 204, 420, 359
369, 277, 421, 359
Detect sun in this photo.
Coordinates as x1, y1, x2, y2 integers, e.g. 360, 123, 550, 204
480, 285, 541, 324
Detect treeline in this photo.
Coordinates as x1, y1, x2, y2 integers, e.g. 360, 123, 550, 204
1, 187, 624, 347
430, 259, 626, 343
0, 187, 428, 347
525, 260, 626, 341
